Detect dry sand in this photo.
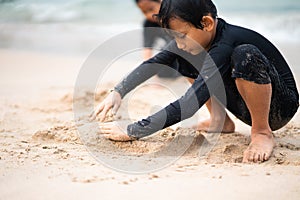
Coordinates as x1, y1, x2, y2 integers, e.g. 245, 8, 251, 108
0, 48, 300, 200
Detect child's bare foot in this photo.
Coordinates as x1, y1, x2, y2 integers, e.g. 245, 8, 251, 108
243, 132, 275, 163
192, 117, 235, 133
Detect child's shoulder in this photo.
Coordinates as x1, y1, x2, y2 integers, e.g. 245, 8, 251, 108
217, 18, 268, 45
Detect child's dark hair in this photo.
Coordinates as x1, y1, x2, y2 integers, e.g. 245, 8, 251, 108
135, 0, 160, 4
154, 0, 217, 29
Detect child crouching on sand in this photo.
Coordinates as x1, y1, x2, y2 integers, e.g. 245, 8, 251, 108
91, 0, 299, 163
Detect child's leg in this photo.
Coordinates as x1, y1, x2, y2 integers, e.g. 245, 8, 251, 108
231, 44, 275, 163
235, 79, 274, 163
194, 97, 235, 133
187, 78, 235, 133
230, 44, 298, 163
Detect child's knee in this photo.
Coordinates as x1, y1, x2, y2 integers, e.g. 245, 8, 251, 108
231, 44, 271, 84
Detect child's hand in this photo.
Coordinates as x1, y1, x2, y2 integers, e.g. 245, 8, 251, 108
90, 91, 121, 122
99, 122, 135, 142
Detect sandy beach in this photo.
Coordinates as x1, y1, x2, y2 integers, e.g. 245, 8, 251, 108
0, 42, 300, 200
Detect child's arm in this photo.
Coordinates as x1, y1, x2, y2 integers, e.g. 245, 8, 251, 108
114, 42, 179, 98
126, 45, 234, 139
91, 42, 178, 122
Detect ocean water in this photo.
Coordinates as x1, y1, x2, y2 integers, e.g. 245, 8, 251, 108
0, 0, 299, 55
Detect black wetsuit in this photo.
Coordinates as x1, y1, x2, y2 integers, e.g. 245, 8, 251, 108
115, 18, 299, 139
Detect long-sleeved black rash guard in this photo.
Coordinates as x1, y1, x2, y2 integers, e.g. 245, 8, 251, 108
114, 18, 298, 139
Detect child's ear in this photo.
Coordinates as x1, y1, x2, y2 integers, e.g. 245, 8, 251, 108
201, 16, 215, 31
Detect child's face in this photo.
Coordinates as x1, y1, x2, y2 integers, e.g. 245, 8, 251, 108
169, 17, 216, 55
137, 0, 161, 22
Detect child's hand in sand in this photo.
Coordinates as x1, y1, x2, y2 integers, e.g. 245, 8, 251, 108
90, 91, 121, 122
99, 122, 135, 142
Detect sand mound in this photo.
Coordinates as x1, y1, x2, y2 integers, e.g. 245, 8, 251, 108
32, 87, 300, 167
109, 128, 205, 156
77, 123, 206, 157
31, 119, 206, 158
32, 122, 81, 144
31, 117, 300, 166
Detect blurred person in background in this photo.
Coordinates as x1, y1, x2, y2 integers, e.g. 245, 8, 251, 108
135, 0, 180, 81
